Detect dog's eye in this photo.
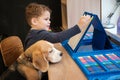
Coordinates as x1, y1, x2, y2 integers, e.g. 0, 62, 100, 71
49, 49, 53, 53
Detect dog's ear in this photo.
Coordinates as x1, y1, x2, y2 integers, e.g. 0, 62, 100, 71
32, 50, 49, 72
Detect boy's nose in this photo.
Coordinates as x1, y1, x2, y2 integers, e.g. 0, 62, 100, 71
49, 21, 51, 24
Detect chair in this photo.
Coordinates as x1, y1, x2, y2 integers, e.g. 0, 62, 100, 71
0, 36, 24, 67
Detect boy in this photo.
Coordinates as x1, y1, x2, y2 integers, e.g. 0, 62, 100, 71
24, 2, 91, 49
24, 3, 91, 80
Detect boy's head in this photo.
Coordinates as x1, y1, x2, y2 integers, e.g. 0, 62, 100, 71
25, 3, 52, 30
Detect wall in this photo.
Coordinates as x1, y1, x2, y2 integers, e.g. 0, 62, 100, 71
61, 0, 67, 30
67, 0, 101, 29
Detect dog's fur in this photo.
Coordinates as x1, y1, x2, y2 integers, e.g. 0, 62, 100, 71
11, 40, 62, 80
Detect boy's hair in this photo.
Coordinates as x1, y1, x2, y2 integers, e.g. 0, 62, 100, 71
25, 3, 51, 25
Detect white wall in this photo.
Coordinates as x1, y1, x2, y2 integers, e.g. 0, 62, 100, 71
67, 0, 100, 28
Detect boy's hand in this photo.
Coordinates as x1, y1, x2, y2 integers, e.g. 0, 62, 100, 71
77, 15, 92, 31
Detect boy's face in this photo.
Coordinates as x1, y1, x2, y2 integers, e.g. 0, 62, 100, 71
32, 11, 51, 31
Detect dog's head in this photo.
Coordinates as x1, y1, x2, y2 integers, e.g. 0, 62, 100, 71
25, 40, 62, 72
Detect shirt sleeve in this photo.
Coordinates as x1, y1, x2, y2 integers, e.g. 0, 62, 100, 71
45, 25, 81, 43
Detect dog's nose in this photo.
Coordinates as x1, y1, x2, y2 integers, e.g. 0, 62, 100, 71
60, 53, 62, 56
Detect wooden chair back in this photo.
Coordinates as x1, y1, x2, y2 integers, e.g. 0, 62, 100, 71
0, 36, 24, 67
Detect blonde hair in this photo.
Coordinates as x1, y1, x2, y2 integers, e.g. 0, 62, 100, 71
25, 3, 51, 25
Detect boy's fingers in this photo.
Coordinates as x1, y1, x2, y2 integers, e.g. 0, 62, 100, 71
77, 15, 93, 30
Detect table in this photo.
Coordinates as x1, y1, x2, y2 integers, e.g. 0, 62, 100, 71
48, 27, 120, 80
48, 43, 87, 80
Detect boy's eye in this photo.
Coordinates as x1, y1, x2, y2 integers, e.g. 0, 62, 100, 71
45, 18, 48, 20
44, 17, 50, 20
45, 18, 50, 21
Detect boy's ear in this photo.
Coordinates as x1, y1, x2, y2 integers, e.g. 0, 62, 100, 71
31, 18, 38, 25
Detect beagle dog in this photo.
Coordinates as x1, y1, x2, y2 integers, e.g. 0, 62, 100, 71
16, 40, 62, 80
